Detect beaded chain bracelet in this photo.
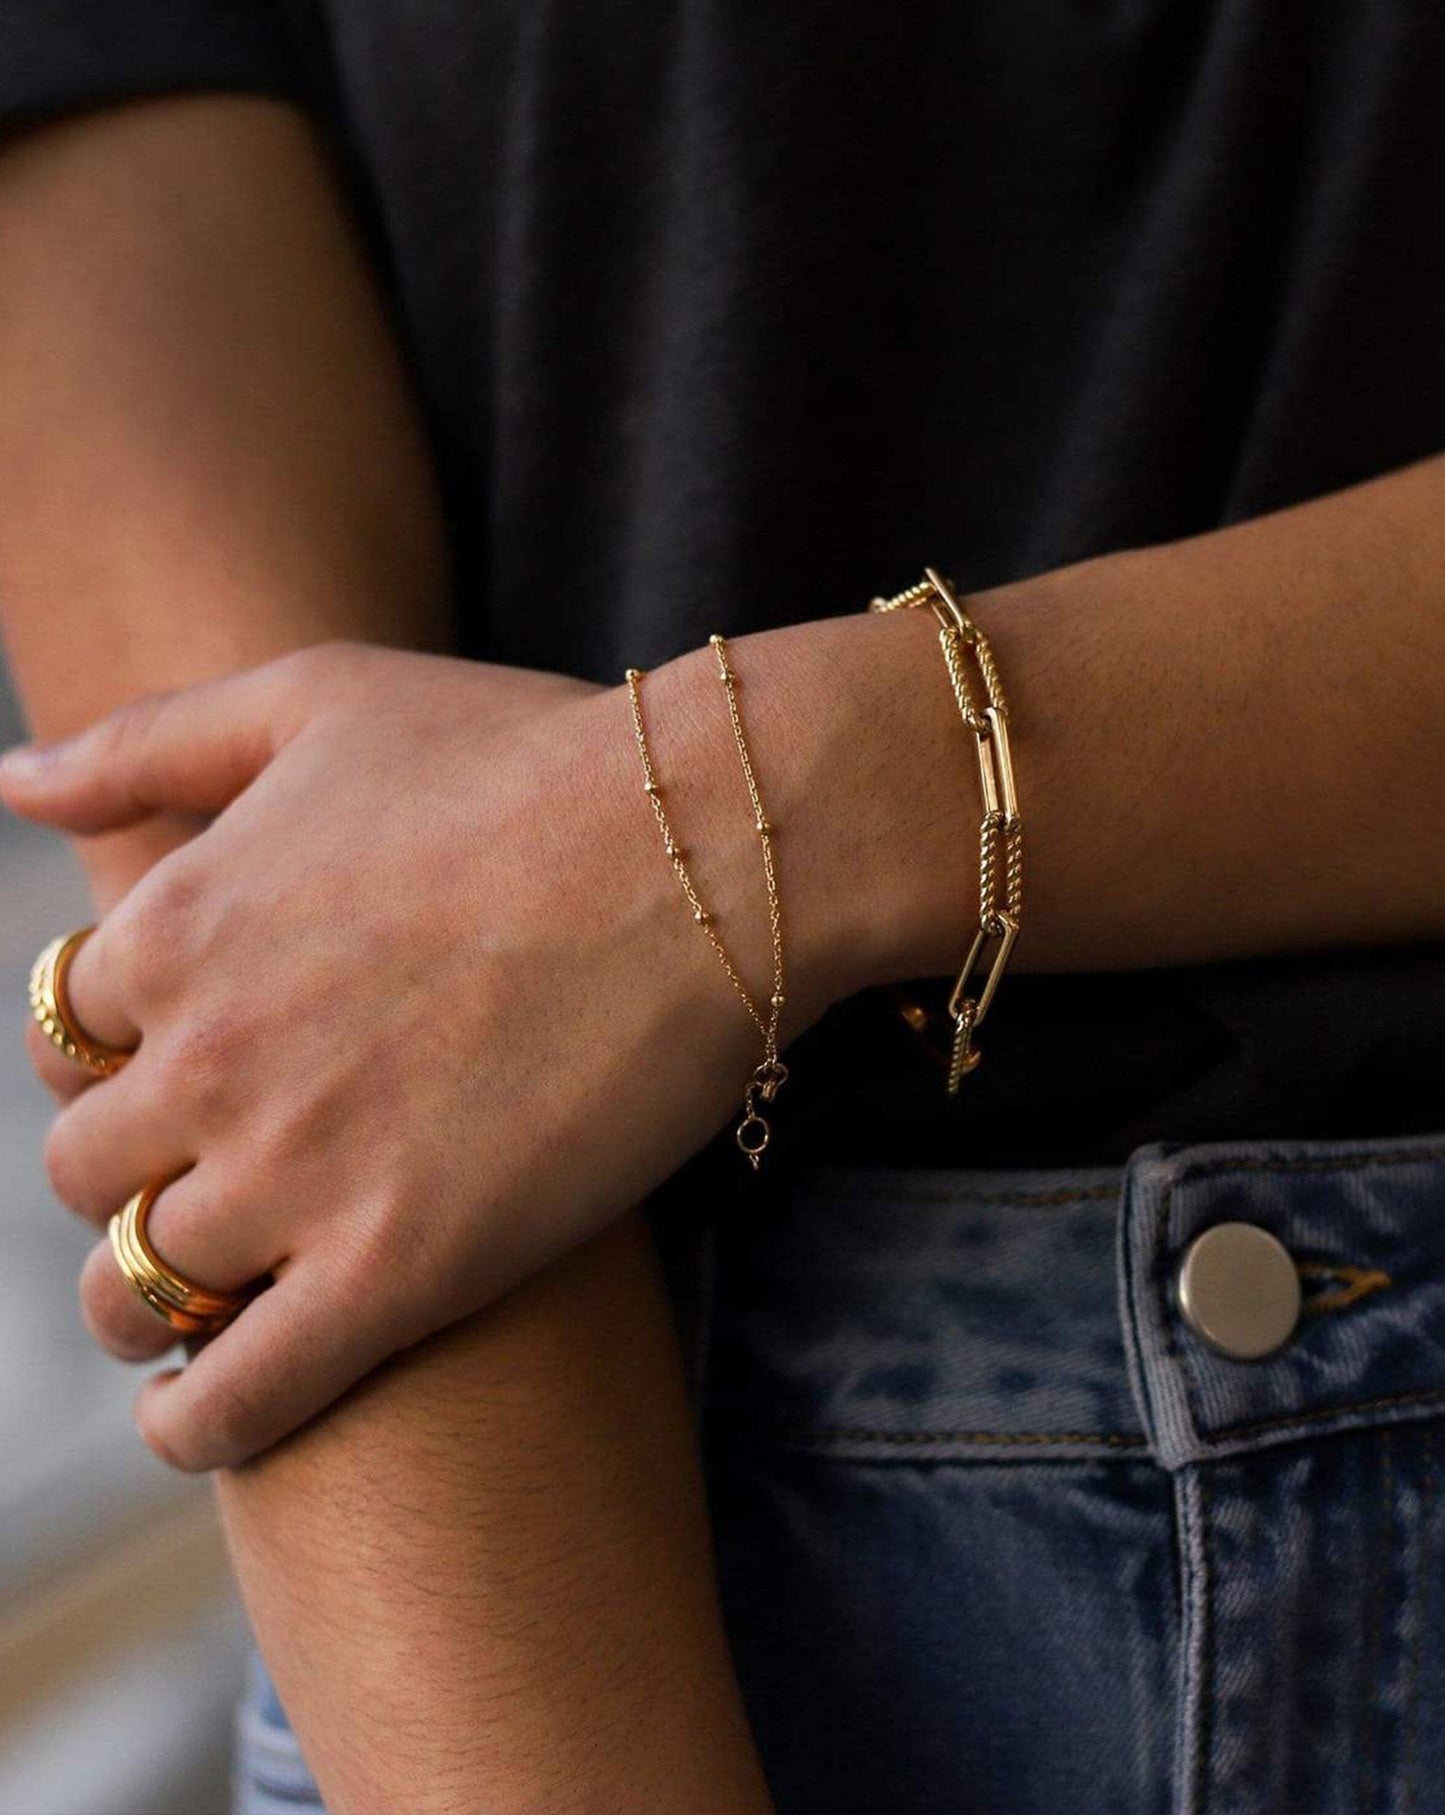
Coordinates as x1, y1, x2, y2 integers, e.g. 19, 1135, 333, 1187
625, 636, 789, 1168
870, 568, 1023, 1093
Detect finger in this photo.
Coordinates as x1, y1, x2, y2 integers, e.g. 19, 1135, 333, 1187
43, 1060, 187, 1227
59, 916, 144, 1051
133, 1161, 277, 1288
132, 1256, 408, 1471
0, 663, 295, 834
78, 1237, 180, 1363
79, 1164, 280, 1364
25, 1015, 102, 1105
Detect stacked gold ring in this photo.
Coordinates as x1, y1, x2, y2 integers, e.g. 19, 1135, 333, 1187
29, 928, 135, 1075
108, 1182, 252, 1337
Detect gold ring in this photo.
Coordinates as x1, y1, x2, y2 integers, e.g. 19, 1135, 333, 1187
29, 928, 135, 1075
108, 1181, 252, 1337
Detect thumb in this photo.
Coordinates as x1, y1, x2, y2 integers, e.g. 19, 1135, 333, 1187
0, 664, 295, 834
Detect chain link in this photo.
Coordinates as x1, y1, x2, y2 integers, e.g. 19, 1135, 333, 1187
870, 567, 1023, 1092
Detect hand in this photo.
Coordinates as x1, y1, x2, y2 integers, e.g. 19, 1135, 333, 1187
2, 642, 839, 1469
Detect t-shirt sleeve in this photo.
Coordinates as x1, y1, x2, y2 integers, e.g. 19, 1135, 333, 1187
0, 1, 310, 132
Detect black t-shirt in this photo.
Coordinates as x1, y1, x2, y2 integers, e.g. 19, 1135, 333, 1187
4, 1, 1442, 1165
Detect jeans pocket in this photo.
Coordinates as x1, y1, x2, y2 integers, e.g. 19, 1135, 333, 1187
1116, 1128, 1445, 1815
696, 1157, 1175, 1814
691, 1131, 1445, 1814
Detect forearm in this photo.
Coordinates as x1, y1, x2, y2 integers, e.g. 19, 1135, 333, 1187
0, 94, 448, 902
664, 453, 1445, 1019
991, 455, 1445, 968
0, 96, 763, 1806
221, 1214, 770, 1815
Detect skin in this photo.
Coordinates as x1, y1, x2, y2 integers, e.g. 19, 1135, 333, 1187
0, 96, 771, 1811
8, 461, 1445, 1475
4, 83, 1445, 1814
217, 1214, 773, 1814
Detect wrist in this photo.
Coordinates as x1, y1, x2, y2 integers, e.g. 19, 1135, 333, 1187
642, 606, 987, 1030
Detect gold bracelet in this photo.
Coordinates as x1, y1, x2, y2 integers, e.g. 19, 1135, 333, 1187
625, 636, 788, 1168
870, 567, 1022, 1093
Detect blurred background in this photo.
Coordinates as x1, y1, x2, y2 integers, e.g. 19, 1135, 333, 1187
0, 660, 247, 1815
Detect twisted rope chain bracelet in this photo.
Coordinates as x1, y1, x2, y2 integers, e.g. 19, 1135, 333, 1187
870, 567, 1023, 1093
625, 635, 789, 1168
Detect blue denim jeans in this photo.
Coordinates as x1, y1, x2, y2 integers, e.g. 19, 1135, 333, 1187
234, 1128, 1445, 1813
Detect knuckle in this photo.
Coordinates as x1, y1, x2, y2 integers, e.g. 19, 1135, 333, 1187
76, 1257, 109, 1335
159, 1012, 244, 1116
138, 855, 211, 944
339, 1189, 412, 1280
247, 1095, 333, 1190
113, 687, 167, 734
110, 859, 208, 992
267, 644, 323, 693
24, 1016, 64, 1089
180, 1368, 265, 1468
42, 1115, 90, 1213
78, 1258, 150, 1359
338, 1194, 444, 1340
141, 853, 209, 924
104, 689, 169, 767
133, 1397, 203, 1474
330, 1208, 392, 1300
272, 639, 371, 702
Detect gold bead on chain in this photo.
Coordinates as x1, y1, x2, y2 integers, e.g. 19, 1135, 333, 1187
625, 637, 788, 1168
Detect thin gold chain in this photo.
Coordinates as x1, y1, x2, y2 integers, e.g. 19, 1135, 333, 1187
625, 637, 788, 1167
709, 636, 786, 1050
870, 567, 1023, 1093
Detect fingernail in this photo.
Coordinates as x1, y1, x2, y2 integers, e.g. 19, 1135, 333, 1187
0, 741, 63, 780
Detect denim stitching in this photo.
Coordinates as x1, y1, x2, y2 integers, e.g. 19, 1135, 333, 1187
1202, 1384, 1445, 1444
1170, 1472, 1199, 1815
1191, 1467, 1215, 1815
1152, 1150, 1193, 1449
809, 1141, 1445, 1218
1361, 1428, 1394, 1815
1297, 1261, 1393, 1316
1171, 1142, 1445, 1186
1160, 1143, 1445, 1449
725, 1143, 1445, 1460
1118, 1163, 1166, 1467
760, 1423, 1147, 1449
1402, 1426, 1437, 1815
713, 1180, 1133, 1454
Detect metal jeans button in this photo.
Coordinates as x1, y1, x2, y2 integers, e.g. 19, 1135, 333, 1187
1176, 1221, 1302, 1361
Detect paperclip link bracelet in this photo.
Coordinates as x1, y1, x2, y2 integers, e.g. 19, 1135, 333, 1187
870, 567, 1023, 1093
